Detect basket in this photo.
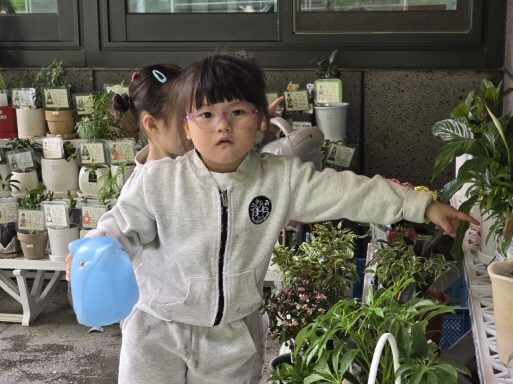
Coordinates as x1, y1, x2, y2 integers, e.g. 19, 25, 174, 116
444, 276, 469, 308
441, 308, 471, 349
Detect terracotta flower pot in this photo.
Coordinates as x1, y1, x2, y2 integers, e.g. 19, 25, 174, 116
45, 109, 76, 135
17, 231, 48, 260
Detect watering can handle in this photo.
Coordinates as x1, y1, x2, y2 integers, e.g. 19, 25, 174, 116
270, 117, 294, 136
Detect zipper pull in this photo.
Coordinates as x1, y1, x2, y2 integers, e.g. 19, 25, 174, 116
221, 190, 228, 207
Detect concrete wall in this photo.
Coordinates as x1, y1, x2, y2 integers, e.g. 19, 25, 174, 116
2, 66, 503, 191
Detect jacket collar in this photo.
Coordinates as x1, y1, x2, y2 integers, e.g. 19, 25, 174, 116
189, 149, 257, 188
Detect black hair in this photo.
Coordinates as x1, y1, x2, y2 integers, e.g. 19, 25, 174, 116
180, 51, 270, 129
111, 64, 182, 140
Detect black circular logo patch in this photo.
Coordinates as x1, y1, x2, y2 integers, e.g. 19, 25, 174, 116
249, 196, 272, 224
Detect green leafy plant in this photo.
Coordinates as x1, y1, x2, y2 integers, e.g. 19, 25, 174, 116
6, 137, 42, 151
367, 231, 457, 303
0, 173, 20, 193
63, 141, 77, 161
431, 79, 513, 260
270, 277, 470, 384
312, 50, 341, 79
75, 91, 136, 141
261, 222, 360, 346
17, 183, 53, 209
97, 162, 129, 210
31, 60, 73, 109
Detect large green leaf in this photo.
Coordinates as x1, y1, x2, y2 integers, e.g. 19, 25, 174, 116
432, 119, 472, 142
450, 195, 478, 261
411, 323, 429, 358
455, 157, 492, 188
432, 139, 474, 180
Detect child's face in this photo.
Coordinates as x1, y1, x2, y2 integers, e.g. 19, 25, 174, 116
184, 99, 259, 173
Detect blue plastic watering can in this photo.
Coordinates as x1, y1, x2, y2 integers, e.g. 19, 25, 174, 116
69, 236, 139, 327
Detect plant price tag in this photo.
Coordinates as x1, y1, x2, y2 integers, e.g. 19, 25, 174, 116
42, 201, 69, 230
0, 199, 17, 225
81, 205, 106, 229
109, 140, 135, 165
17, 209, 44, 232
42, 137, 64, 159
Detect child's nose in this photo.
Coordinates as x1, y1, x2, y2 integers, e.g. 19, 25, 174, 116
216, 112, 232, 131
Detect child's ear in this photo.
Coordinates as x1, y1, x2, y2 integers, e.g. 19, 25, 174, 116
142, 113, 159, 137
183, 120, 192, 140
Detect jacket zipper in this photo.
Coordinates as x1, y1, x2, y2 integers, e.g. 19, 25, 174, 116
214, 189, 228, 325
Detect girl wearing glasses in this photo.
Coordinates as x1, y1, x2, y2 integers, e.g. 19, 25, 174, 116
67, 53, 477, 383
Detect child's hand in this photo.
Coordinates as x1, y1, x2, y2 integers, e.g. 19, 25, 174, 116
65, 252, 73, 281
263, 96, 285, 133
424, 200, 479, 237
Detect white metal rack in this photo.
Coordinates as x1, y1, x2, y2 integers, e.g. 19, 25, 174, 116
462, 234, 513, 383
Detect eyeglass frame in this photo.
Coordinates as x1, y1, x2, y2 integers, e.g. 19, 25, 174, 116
185, 106, 259, 130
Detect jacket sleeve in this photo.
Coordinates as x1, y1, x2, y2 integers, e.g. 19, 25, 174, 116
85, 168, 157, 260
286, 158, 433, 225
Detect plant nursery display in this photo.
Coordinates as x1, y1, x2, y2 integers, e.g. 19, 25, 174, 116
431, 79, 513, 261
261, 222, 360, 348
269, 277, 469, 384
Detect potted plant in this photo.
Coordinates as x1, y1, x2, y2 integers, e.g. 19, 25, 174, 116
269, 277, 470, 384
33, 60, 76, 138
75, 91, 136, 141
431, 79, 513, 262
0, 73, 17, 138
0, 173, 20, 198
6, 137, 42, 195
16, 183, 53, 260
47, 191, 80, 262
311, 50, 348, 141
41, 139, 79, 197
367, 227, 457, 348
261, 222, 360, 354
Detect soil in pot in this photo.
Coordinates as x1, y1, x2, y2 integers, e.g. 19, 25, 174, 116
270, 353, 293, 371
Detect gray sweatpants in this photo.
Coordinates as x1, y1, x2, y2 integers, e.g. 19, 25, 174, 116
119, 308, 269, 384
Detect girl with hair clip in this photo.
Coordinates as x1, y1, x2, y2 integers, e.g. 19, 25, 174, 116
68, 62, 281, 383
67, 52, 477, 383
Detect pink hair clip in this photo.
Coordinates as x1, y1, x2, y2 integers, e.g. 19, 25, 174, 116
131, 72, 138, 82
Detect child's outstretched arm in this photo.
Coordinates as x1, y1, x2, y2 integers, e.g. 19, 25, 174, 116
424, 200, 479, 237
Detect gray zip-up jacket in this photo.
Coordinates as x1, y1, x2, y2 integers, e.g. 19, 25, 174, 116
87, 148, 432, 327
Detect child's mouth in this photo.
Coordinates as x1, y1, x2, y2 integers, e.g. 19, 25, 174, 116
217, 138, 232, 145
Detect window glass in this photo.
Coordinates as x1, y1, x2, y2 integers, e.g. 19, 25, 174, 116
126, 0, 277, 13
294, 0, 470, 33
298, 0, 457, 11
0, 0, 58, 13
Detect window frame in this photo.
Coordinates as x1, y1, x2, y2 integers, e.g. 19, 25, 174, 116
0, 0, 506, 69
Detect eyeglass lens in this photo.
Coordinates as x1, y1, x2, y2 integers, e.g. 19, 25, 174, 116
193, 107, 256, 129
